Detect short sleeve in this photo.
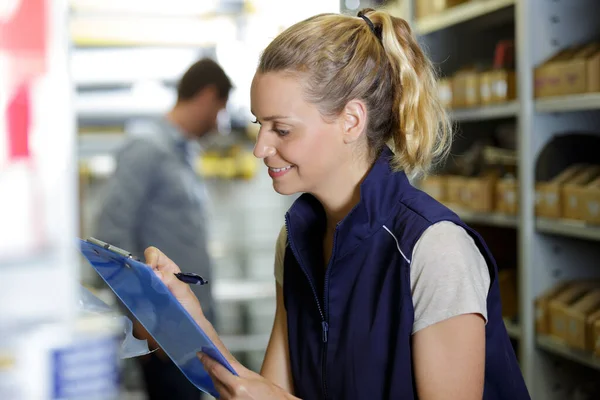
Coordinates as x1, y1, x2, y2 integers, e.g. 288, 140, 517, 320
410, 221, 490, 334
274, 225, 287, 287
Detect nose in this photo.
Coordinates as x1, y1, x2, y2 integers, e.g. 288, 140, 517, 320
253, 131, 277, 159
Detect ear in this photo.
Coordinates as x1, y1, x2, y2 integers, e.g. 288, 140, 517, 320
341, 99, 367, 144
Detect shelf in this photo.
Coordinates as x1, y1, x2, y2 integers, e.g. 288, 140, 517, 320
221, 334, 270, 353
415, 0, 516, 35
503, 318, 521, 339
449, 102, 519, 122
535, 93, 600, 113
537, 335, 600, 371
453, 208, 518, 228
536, 218, 600, 242
78, 133, 126, 158
213, 280, 275, 302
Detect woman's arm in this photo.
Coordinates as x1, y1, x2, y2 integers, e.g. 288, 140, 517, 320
409, 222, 489, 399
260, 283, 294, 393
412, 314, 485, 400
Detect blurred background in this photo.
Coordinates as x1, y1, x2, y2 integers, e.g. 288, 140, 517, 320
2, 0, 600, 399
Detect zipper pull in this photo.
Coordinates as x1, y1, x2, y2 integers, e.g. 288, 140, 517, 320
322, 321, 329, 343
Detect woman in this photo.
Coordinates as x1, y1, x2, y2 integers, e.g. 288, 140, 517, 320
146, 8, 530, 400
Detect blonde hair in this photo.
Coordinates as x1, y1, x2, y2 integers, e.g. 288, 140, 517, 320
258, 8, 452, 178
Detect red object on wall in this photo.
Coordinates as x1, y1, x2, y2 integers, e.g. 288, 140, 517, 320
6, 84, 30, 160
0, 0, 47, 55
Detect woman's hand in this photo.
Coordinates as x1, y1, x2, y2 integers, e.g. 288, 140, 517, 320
199, 353, 298, 400
143, 246, 204, 322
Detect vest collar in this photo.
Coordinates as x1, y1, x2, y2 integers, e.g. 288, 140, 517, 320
285, 147, 410, 261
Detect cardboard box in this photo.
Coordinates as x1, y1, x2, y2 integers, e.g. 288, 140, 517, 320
534, 43, 600, 98
421, 175, 447, 202
562, 166, 600, 220
464, 72, 480, 107
446, 175, 468, 206
438, 78, 453, 109
464, 173, 498, 212
582, 176, 600, 224
549, 282, 600, 341
586, 308, 600, 352
535, 281, 572, 335
498, 269, 518, 319
431, 0, 467, 14
555, 43, 600, 96
490, 69, 517, 103
594, 319, 600, 357
535, 164, 588, 218
535, 48, 578, 98
564, 289, 600, 350
480, 71, 494, 105
496, 178, 519, 215
415, 0, 435, 19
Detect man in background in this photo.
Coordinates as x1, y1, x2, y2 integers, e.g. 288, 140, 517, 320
95, 58, 232, 399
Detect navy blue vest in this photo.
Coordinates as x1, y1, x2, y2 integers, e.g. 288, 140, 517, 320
283, 148, 530, 399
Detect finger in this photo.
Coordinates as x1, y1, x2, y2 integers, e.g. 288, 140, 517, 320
200, 353, 239, 395
144, 246, 181, 274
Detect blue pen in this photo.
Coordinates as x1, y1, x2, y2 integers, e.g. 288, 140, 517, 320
87, 237, 208, 286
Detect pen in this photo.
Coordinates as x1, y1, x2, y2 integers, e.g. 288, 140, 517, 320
174, 272, 209, 286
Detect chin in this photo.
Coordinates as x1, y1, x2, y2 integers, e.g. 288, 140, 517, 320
272, 181, 302, 196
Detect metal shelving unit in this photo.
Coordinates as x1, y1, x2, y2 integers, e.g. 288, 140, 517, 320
536, 93, 600, 113
450, 102, 519, 122
405, 0, 600, 398
537, 335, 600, 372
536, 218, 600, 242
415, 0, 515, 35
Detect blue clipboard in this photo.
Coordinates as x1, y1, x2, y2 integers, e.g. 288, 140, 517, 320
78, 237, 237, 398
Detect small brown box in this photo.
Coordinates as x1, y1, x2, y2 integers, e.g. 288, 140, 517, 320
549, 282, 599, 341
464, 72, 480, 107
564, 289, 600, 350
562, 166, 600, 220
582, 176, 600, 224
585, 309, 600, 352
535, 48, 579, 98
446, 175, 468, 206
496, 178, 519, 215
415, 0, 435, 19
490, 70, 517, 103
452, 71, 469, 109
535, 282, 573, 335
420, 175, 447, 202
464, 173, 498, 213
535, 164, 588, 218
498, 269, 518, 319
480, 71, 494, 105
430, 0, 468, 13
554, 43, 600, 96
594, 319, 600, 357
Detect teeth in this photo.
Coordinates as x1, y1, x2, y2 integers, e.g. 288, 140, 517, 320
270, 166, 292, 173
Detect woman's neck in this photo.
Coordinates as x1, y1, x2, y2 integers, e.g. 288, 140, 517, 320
314, 157, 373, 232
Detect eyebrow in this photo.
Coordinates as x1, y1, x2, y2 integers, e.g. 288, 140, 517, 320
251, 112, 291, 122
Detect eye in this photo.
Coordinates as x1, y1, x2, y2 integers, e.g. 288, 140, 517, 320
274, 128, 290, 136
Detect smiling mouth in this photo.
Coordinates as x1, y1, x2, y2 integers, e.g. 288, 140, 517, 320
268, 165, 293, 172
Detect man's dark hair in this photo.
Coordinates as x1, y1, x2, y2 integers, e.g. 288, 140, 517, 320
177, 58, 232, 102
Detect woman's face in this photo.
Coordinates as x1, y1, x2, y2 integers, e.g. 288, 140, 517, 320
250, 71, 349, 196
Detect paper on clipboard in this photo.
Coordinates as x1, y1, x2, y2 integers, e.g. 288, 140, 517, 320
77, 238, 237, 398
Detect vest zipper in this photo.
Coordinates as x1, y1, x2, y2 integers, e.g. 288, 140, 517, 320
285, 215, 335, 400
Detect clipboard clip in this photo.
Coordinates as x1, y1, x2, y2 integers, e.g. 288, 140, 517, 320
87, 237, 140, 265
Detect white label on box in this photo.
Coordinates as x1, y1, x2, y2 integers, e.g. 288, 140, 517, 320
535, 192, 542, 205
494, 80, 508, 98
546, 193, 557, 205
569, 196, 577, 208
